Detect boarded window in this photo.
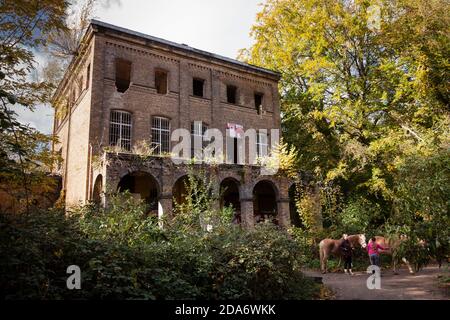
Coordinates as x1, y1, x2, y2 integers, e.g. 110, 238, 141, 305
109, 110, 132, 151
151, 116, 170, 154
115, 59, 131, 93
155, 70, 168, 94
255, 93, 263, 114
193, 78, 204, 97
227, 85, 237, 104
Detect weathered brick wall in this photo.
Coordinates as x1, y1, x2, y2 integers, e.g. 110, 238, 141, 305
91, 33, 280, 162
98, 153, 293, 228
54, 22, 285, 215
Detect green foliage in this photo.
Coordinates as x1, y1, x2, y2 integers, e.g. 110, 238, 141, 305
241, 0, 450, 265
339, 196, 383, 235
0, 0, 69, 213
0, 193, 321, 299
75, 191, 165, 247
172, 167, 220, 231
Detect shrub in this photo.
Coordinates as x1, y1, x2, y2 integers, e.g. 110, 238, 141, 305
0, 200, 321, 299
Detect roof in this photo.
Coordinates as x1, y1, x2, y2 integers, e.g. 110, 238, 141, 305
90, 19, 280, 79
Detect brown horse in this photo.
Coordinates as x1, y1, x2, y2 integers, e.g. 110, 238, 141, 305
371, 235, 425, 274
319, 234, 367, 274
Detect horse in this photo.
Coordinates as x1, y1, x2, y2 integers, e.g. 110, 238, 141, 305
319, 234, 367, 274
372, 235, 426, 274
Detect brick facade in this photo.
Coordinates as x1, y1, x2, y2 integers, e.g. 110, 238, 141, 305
53, 20, 293, 228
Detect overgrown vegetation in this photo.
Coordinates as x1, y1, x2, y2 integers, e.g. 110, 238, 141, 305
0, 192, 321, 299
241, 0, 450, 270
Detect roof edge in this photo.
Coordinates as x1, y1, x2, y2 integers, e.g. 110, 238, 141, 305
90, 19, 281, 79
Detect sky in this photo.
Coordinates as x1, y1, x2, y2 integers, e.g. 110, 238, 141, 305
16, 0, 263, 134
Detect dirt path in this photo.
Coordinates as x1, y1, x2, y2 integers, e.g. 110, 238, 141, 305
304, 265, 449, 300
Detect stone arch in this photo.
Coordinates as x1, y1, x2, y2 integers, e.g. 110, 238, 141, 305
117, 171, 160, 215
219, 177, 241, 224
172, 174, 191, 210
253, 179, 278, 225
92, 174, 103, 205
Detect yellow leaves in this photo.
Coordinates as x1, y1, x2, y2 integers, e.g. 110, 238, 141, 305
326, 160, 348, 181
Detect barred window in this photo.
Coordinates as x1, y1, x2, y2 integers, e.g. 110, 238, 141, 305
109, 110, 132, 151
151, 116, 170, 154
256, 131, 268, 158
191, 121, 208, 159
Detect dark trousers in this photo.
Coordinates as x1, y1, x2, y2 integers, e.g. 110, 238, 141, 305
370, 254, 380, 267
344, 256, 352, 269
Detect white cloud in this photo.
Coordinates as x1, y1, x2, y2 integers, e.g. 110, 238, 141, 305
15, 104, 54, 135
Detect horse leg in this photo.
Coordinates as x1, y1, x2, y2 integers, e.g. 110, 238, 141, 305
402, 257, 415, 274
319, 246, 327, 274
393, 256, 399, 275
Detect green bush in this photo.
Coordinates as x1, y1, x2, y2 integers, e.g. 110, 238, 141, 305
0, 197, 320, 299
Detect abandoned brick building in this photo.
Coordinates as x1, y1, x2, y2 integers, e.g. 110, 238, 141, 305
52, 20, 297, 228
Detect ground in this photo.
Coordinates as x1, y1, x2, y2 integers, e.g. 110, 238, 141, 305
304, 265, 449, 300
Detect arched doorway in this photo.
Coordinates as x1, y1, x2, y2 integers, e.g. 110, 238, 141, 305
253, 180, 278, 224
220, 178, 241, 224
117, 171, 159, 215
92, 174, 103, 205
289, 183, 303, 227
172, 175, 190, 210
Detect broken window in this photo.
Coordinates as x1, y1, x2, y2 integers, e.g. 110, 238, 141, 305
155, 70, 168, 94
193, 78, 204, 97
115, 58, 131, 93
255, 92, 263, 114
227, 85, 237, 104
151, 116, 170, 154
109, 110, 132, 151
86, 64, 90, 89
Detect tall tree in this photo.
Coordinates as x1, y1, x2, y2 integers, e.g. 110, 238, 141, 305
0, 0, 69, 212
241, 0, 449, 236
241, 0, 449, 198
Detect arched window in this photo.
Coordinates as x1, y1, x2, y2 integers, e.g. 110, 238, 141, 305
191, 121, 208, 159
151, 116, 170, 154
109, 110, 132, 151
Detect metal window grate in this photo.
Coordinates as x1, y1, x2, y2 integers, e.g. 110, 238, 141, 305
109, 110, 132, 151
151, 116, 170, 154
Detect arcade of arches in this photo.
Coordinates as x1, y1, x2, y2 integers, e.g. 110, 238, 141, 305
93, 154, 296, 228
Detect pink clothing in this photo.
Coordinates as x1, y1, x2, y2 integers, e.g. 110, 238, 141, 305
367, 242, 384, 255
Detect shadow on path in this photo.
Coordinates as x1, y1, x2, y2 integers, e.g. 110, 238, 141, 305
303, 265, 449, 300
